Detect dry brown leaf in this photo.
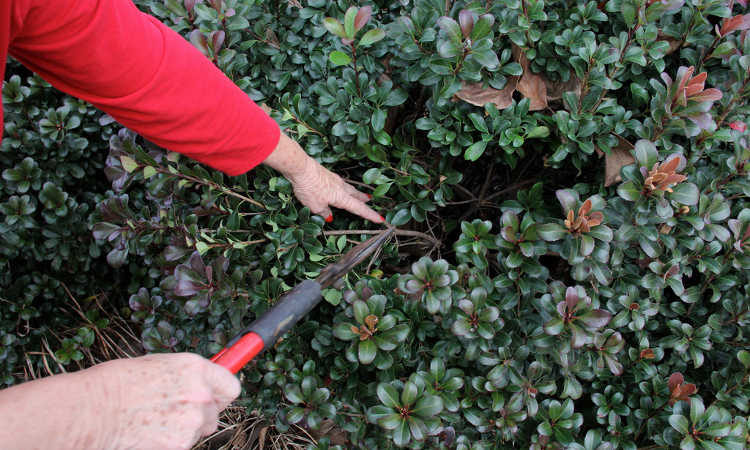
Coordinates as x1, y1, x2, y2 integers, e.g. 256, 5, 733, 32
454, 45, 580, 111
264, 28, 280, 49
455, 77, 519, 109
517, 71, 548, 110
657, 33, 681, 55
311, 419, 349, 446
603, 141, 635, 187
545, 76, 582, 102
513, 45, 548, 111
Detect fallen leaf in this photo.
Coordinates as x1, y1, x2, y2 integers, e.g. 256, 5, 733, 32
545, 76, 582, 102
514, 45, 548, 111
311, 419, 349, 445
602, 140, 635, 187
454, 45, 580, 111
455, 77, 519, 109
517, 71, 548, 110
658, 33, 681, 55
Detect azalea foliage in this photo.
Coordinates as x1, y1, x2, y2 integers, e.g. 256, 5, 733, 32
2, 0, 750, 449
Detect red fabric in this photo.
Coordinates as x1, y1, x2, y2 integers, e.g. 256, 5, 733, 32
0, 0, 280, 176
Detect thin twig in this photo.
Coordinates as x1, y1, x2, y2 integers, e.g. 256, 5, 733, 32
323, 229, 441, 249
453, 183, 477, 200
153, 166, 266, 209
483, 178, 537, 202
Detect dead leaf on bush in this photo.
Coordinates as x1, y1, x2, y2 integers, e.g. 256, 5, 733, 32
455, 77, 519, 109
513, 45, 548, 111
602, 140, 635, 187
264, 28, 280, 49
454, 45, 579, 111
657, 33, 681, 55
546, 76, 582, 102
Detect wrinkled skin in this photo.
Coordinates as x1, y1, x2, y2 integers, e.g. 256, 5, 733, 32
264, 133, 384, 223
0, 353, 240, 450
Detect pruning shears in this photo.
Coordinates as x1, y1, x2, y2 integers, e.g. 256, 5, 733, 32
210, 226, 395, 373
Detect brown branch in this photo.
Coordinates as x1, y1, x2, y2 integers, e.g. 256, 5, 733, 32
323, 229, 441, 248
482, 178, 536, 202
153, 167, 266, 209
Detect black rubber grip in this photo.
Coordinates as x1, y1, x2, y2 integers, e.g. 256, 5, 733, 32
247, 280, 322, 352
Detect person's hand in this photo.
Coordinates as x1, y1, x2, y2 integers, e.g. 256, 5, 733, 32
288, 156, 384, 223
87, 353, 240, 450
263, 133, 384, 223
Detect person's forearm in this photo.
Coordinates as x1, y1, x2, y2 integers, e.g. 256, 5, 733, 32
262, 132, 315, 181
0, 371, 109, 449
9, 0, 280, 176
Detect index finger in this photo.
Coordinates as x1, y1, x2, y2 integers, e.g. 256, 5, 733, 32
332, 194, 384, 224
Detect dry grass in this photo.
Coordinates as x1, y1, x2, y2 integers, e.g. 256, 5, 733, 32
192, 407, 316, 450
18, 286, 317, 450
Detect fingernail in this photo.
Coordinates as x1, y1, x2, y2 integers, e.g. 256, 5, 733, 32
378, 215, 385, 222
325, 215, 333, 223
367, 194, 372, 199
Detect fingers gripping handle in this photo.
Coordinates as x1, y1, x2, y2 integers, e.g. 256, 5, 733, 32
211, 280, 323, 374
210, 333, 264, 374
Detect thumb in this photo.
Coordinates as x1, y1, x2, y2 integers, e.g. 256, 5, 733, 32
203, 361, 241, 409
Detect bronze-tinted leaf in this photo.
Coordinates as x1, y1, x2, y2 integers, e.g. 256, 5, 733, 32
458, 9, 474, 38
690, 88, 723, 103
668, 372, 684, 392
587, 212, 604, 228
685, 71, 707, 94
564, 210, 575, 231
265, 28, 280, 49
365, 314, 379, 331
354, 6, 372, 32
578, 199, 593, 217
663, 173, 687, 187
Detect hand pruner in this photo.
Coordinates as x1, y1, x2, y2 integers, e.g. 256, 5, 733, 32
210, 227, 395, 373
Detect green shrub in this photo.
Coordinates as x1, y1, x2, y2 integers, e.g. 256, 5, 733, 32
3, 0, 750, 448
0, 62, 120, 384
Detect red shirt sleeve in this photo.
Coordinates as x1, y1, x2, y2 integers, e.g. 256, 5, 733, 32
8, 0, 280, 176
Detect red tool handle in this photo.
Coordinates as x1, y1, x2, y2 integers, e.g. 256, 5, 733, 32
209, 280, 323, 373
210, 332, 264, 374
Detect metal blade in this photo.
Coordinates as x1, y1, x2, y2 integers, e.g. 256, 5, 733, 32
316, 227, 395, 288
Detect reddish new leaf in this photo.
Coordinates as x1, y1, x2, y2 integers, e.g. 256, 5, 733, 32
354, 6, 372, 32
